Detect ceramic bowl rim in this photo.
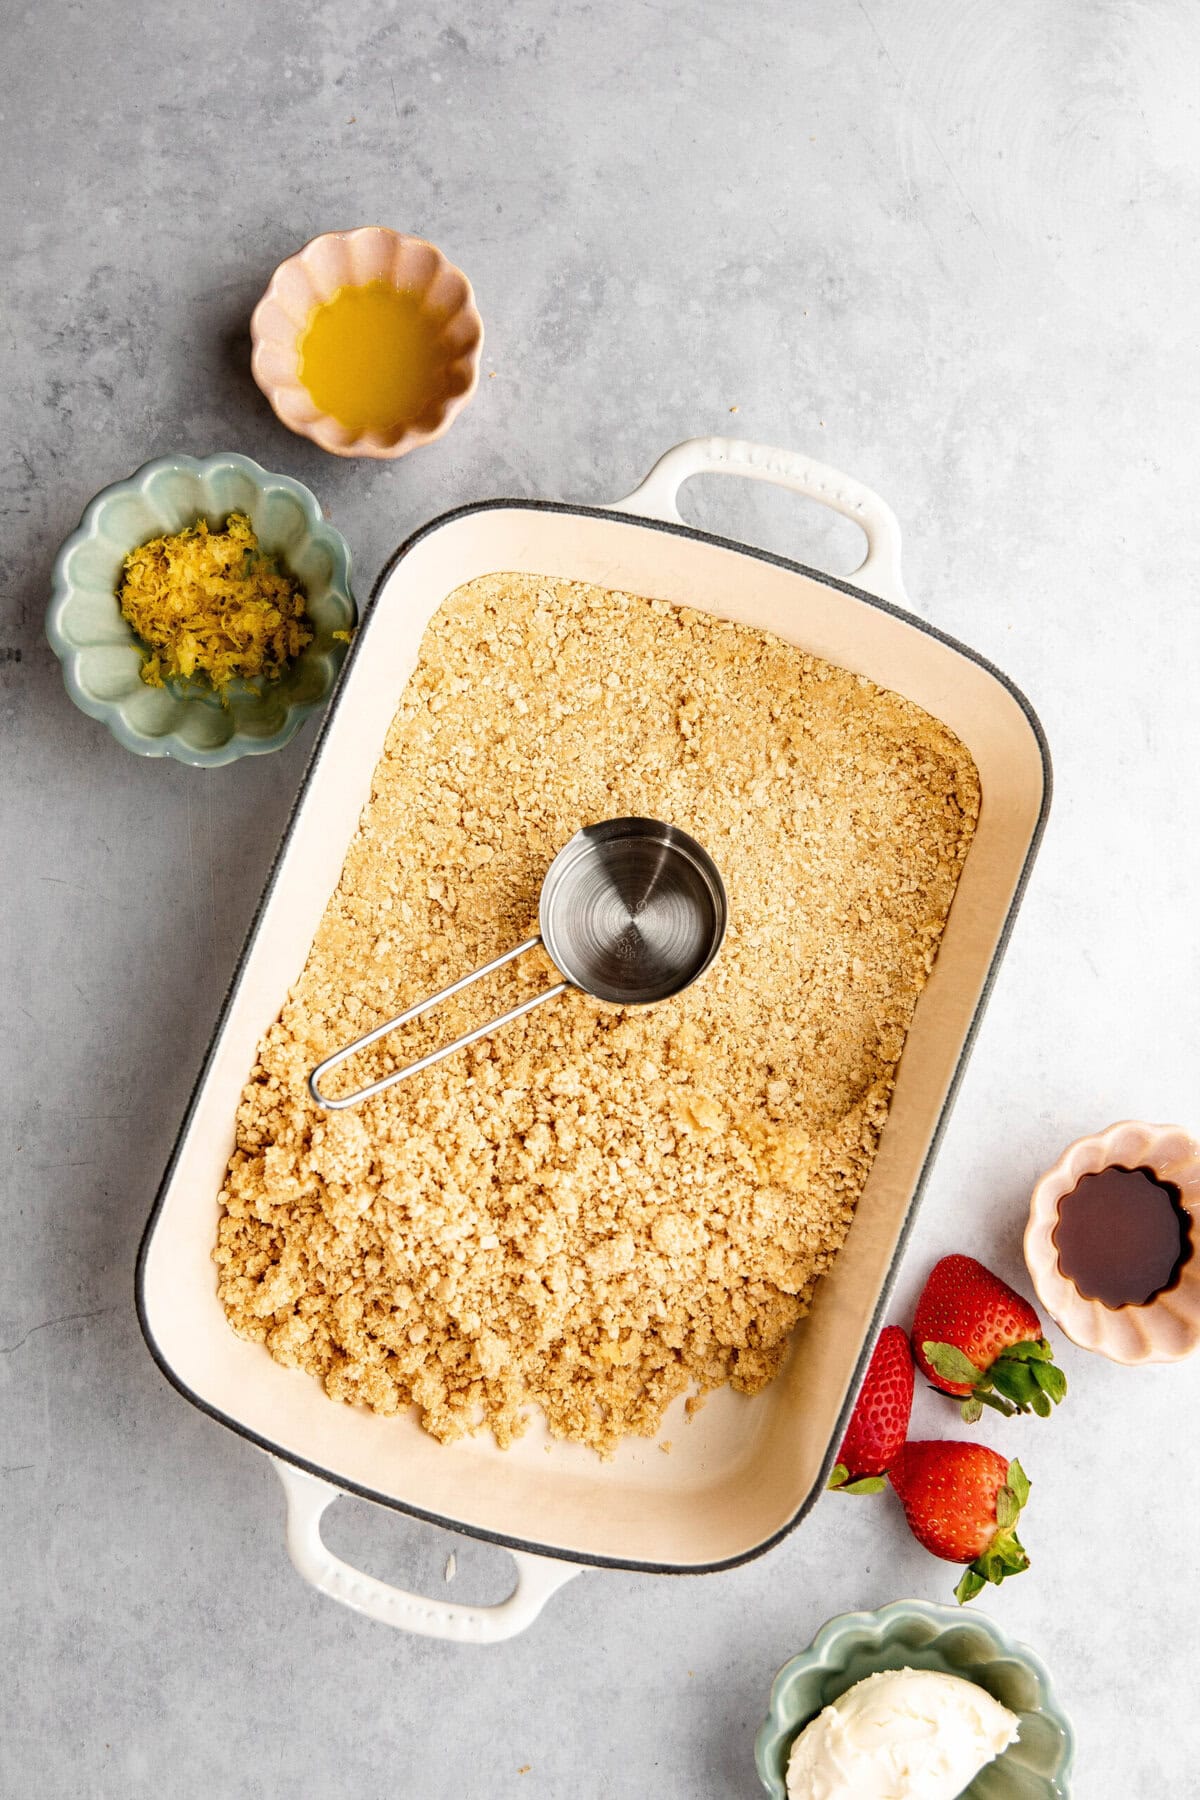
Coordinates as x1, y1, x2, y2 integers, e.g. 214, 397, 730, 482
45, 449, 355, 768
248, 225, 484, 460
754, 1596, 1075, 1799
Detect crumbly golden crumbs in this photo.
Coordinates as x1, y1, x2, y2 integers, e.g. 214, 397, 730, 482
215, 574, 979, 1455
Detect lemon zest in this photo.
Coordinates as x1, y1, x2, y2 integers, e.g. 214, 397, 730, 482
118, 512, 311, 694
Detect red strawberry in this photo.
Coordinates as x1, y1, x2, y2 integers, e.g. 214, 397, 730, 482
827, 1326, 914, 1494
913, 1254, 1067, 1422
889, 1440, 1031, 1604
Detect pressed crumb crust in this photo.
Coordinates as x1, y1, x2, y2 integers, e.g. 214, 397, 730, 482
215, 575, 979, 1455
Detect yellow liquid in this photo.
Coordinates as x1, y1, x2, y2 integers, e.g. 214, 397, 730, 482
298, 281, 450, 435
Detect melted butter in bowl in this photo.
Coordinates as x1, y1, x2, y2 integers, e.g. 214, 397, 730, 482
299, 280, 462, 438
251, 227, 483, 459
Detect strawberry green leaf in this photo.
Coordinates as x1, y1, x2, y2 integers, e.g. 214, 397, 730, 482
954, 1567, 986, 1605
996, 1530, 1029, 1579
922, 1341, 983, 1387
1007, 1459, 1031, 1507
956, 1524, 1032, 1605
975, 1528, 1030, 1590
995, 1484, 1019, 1529
828, 1459, 886, 1495
998, 1338, 1054, 1363
1032, 1362, 1068, 1402
960, 1395, 984, 1424
990, 1345, 1066, 1414
990, 1362, 1039, 1409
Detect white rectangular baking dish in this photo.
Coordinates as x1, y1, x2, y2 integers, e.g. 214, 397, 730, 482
137, 437, 1050, 1641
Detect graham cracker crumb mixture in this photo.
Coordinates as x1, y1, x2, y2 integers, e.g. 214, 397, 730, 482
215, 575, 979, 1455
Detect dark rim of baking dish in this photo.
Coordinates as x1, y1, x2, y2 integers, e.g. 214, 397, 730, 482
135, 499, 1053, 1578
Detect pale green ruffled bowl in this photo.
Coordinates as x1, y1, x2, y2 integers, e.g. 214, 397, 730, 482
755, 1599, 1074, 1799
46, 452, 355, 767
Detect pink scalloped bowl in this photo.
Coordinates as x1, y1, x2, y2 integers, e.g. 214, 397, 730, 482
249, 227, 483, 460
1025, 1120, 1200, 1363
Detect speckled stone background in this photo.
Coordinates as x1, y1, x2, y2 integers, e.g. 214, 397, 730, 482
4, 2, 1200, 1795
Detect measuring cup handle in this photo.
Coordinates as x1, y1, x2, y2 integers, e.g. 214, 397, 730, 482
308, 937, 568, 1110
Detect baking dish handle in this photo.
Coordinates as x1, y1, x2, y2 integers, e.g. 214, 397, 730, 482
272, 1459, 584, 1642
608, 435, 908, 605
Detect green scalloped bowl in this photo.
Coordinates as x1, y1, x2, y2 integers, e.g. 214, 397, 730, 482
755, 1600, 1074, 1799
46, 452, 355, 767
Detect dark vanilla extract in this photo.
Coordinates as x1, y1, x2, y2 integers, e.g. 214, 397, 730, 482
1052, 1165, 1191, 1309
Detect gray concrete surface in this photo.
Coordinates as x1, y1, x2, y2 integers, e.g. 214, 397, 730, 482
4, 1, 1200, 1794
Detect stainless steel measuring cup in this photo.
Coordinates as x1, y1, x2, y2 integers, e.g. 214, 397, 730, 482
308, 817, 728, 1110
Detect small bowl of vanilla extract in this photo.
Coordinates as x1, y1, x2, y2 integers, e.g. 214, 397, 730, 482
1025, 1121, 1200, 1363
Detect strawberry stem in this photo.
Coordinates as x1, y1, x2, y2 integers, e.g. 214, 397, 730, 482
925, 1337, 1067, 1418
964, 1390, 1018, 1421
989, 1345, 1068, 1413
953, 1462, 1032, 1604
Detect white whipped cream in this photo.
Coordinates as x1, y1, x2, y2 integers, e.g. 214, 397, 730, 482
785, 1666, 1019, 1800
